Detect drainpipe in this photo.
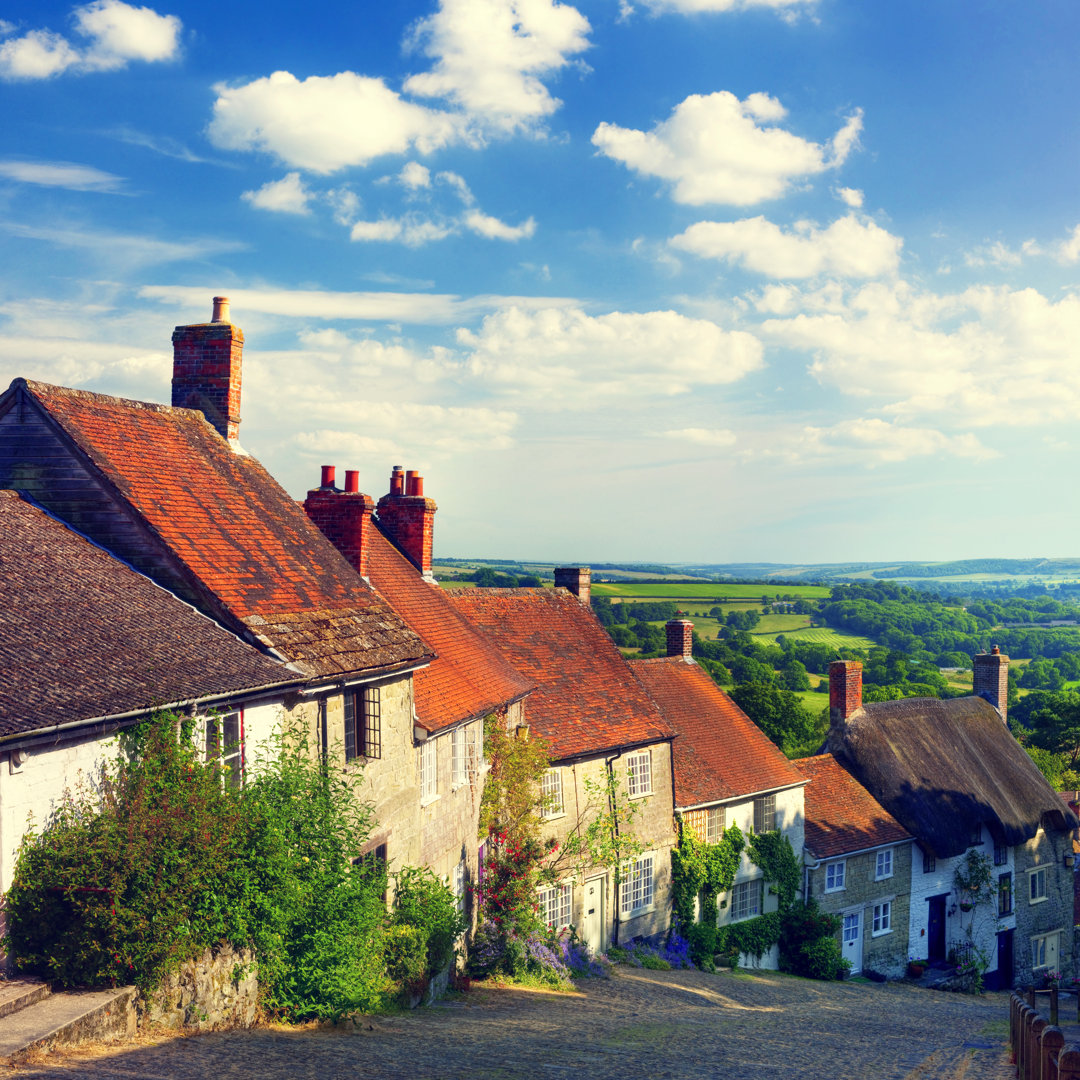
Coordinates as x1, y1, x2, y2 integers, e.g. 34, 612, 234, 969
606, 750, 624, 948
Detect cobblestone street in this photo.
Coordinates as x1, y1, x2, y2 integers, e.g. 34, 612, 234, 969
3, 968, 1014, 1080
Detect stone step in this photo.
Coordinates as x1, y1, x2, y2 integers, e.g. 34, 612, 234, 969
0, 979, 51, 1021
0, 985, 136, 1064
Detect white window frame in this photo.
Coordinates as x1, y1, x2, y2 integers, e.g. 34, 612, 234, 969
420, 739, 438, 804
872, 901, 892, 936
621, 854, 655, 916
730, 878, 763, 921
752, 793, 777, 834
705, 805, 725, 844
875, 848, 894, 881
626, 751, 652, 799
1029, 866, 1047, 904
538, 882, 573, 930
541, 768, 564, 819
475, 721, 485, 776
452, 728, 467, 790
825, 860, 846, 893
1031, 931, 1059, 971
203, 712, 243, 790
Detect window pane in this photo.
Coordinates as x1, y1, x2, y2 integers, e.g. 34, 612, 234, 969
344, 693, 357, 762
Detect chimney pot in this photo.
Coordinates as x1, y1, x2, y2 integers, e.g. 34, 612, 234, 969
345, 470, 359, 493
212, 296, 230, 323
413, 474, 424, 497
405, 470, 419, 497
377, 467, 437, 578
320, 465, 336, 489
390, 466, 404, 496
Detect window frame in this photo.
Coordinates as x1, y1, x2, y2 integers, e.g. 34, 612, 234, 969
1031, 932, 1059, 971
705, 805, 725, 845
626, 751, 653, 799
922, 848, 936, 875
204, 711, 243, 790
1029, 866, 1047, 904
872, 901, 892, 936
344, 687, 382, 762
541, 768, 565, 819
420, 738, 438, 804
969, 823, 983, 846
753, 793, 778, 834
825, 860, 846, 893
452, 727, 468, 790
993, 840, 1007, 866
875, 848, 894, 881
730, 878, 763, 922
538, 882, 573, 930
998, 872, 1013, 917
621, 854, 655, 916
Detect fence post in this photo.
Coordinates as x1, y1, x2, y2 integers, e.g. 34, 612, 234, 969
1019, 1006, 1035, 1080
1042, 1025, 1065, 1080
1030, 985, 1037, 1008
1031, 1017, 1048, 1080
1052, 987, 1060, 1027
1011, 993, 1020, 1064
1058, 1045, 1080, 1080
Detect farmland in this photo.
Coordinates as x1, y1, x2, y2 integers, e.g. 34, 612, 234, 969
591, 582, 831, 601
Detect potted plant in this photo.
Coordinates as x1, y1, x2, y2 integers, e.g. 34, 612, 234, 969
907, 958, 926, 977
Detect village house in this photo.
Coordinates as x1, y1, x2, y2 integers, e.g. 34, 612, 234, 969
826, 655, 1077, 989
0, 299, 461, 888
631, 620, 807, 969
451, 571, 678, 955
792, 753, 912, 977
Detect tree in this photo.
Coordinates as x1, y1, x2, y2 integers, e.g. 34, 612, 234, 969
730, 682, 817, 756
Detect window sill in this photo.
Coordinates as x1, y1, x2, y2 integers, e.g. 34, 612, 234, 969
627, 791, 652, 801
875, 874, 894, 882
1029, 895, 1048, 905
542, 811, 567, 822
871, 928, 892, 938
824, 886, 846, 894
621, 904, 655, 919
421, 793, 440, 808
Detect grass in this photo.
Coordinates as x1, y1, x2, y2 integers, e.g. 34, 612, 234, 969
592, 583, 830, 600
791, 690, 829, 716
752, 615, 811, 634
751, 626, 876, 649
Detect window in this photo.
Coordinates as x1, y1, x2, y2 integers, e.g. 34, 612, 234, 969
998, 872, 1013, 917
922, 848, 936, 875
621, 855, 654, 916
872, 901, 891, 936
345, 687, 381, 762
969, 823, 983, 846
875, 849, 894, 881
753, 794, 777, 834
1030, 867, 1047, 903
842, 913, 860, 949
356, 843, 388, 904
825, 861, 846, 892
541, 768, 564, 819
730, 879, 763, 921
420, 739, 437, 803
452, 728, 468, 789
453, 860, 467, 917
475, 721, 485, 774
626, 751, 652, 798
994, 841, 1007, 866
705, 806, 725, 844
539, 883, 572, 929
205, 712, 243, 790
1032, 932, 1060, 971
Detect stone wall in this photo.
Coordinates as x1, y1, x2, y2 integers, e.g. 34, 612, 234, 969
139, 944, 258, 1031
1015, 827, 1074, 986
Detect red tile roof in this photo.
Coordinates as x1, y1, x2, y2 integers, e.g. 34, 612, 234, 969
631, 656, 804, 806
364, 527, 533, 732
0, 491, 300, 733
21, 380, 431, 679
449, 588, 673, 759
793, 754, 911, 859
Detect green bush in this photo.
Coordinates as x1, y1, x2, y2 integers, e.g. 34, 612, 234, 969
798, 936, 849, 981
685, 922, 717, 969
391, 866, 467, 977
383, 925, 427, 994
779, 900, 846, 980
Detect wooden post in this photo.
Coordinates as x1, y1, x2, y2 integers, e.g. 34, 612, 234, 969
1019, 1005, 1034, 1080
1031, 1017, 1048, 1080
1011, 993, 1020, 1064
1042, 1025, 1065, 1080
1030, 985, 1037, 1008
1053, 987, 1060, 1026
1058, 1045, 1080, 1080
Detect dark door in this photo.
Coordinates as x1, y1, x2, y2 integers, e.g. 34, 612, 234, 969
927, 895, 947, 963
996, 929, 1014, 989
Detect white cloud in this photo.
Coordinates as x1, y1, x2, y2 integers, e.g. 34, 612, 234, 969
837, 186, 863, 209
962, 240, 1026, 269
464, 210, 536, 241
208, 71, 462, 174
326, 187, 361, 225
662, 427, 736, 447
1056, 225, 1080, 264
403, 0, 591, 133
457, 306, 762, 401
437, 170, 475, 205
350, 215, 454, 245
399, 161, 432, 190
0, 159, 125, 192
671, 213, 901, 278
241, 172, 312, 215
592, 91, 862, 206
0, 1, 179, 80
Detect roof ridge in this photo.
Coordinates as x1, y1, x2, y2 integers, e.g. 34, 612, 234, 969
19, 377, 185, 417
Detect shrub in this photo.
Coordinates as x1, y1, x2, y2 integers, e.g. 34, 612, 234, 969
799, 936, 849, 981
779, 900, 843, 980
392, 867, 466, 977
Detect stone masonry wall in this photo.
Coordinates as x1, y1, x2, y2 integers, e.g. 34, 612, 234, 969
139, 944, 258, 1031
1014, 826, 1074, 986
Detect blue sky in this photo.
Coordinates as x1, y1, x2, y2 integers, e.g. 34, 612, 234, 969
3, 0, 1080, 564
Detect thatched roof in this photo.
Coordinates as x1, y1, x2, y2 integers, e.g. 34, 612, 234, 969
828, 695, 1077, 859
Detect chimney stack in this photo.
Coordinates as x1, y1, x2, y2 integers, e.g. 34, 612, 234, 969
172, 296, 244, 441
666, 619, 694, 659
376, 465, 437, 579
303, 465, 376, 579
829, 660, 863, 726
974, 645, 1009, 725
554, 567, 591, 607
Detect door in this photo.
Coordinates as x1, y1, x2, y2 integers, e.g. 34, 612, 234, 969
841, 911, 862, 974
582, 875, 606, 956
996, 929, 1014, 990
927, 895, 947, 963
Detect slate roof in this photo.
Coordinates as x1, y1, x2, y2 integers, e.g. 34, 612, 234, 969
792, 753, 910, 859
449, 588, 673, 759
364, 527, 533, 732
19, 380, 432, 679
631, 656, 804, 806
828, 695, 1078, 858
0, 491, 300, 735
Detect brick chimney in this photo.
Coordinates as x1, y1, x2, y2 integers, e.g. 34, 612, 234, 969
554, 567, 591, 607
172, 296, 243, 441
666, 619, 694, 659
829, 660, 863, 725
303, 465, 376, 580
974, 645, 1009, 724
376, 465, 437, 579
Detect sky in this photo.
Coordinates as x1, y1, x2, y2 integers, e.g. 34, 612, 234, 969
2, 0, 1080, 564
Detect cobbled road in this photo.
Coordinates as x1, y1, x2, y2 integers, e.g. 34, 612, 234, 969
6, 968, 1014, 1080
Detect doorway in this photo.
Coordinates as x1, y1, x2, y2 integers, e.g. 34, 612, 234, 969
927, 894, 948, 963
582, 875, 606, 956
841, 911, 862, 974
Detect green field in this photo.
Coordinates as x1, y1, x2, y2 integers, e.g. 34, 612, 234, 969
591, 583, 830, 600
792, 690, 829, 717
751, 626, 876, 649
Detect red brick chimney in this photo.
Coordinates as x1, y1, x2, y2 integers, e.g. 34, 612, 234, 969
376, 465, 437, 579
303, 465, 376, 579
829, 660, 863, 725
172, 296, 243, 441
973, 645, 1009, 725
666, 619, 694, 659
554, 567, 591, 607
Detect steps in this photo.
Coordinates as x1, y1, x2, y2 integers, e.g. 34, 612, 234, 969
0, 978, 137, 1064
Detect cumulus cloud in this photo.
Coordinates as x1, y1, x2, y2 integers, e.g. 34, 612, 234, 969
241, 172, 312, 215
662, 427, 737, 446
350, 215, 453, 245
399, 161, 432, 190
1056, 225, 1080, 264
592, 91, 862, 206
464, 209, 536, 240
671, 213, 901, 278
962, 239, 1031, 269
0, 1, 180, 80
404, 0, 591, 133
0, 159, 125, 192
837, 187, 863, 209
457, 306, 762, 402
208, 71, 462, 174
